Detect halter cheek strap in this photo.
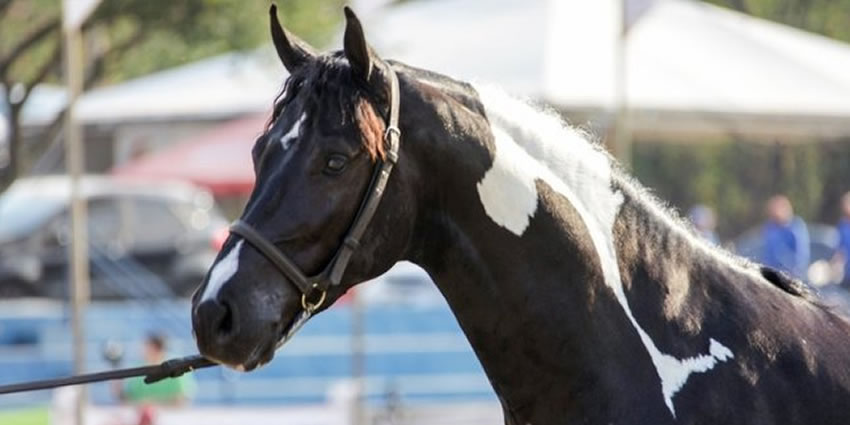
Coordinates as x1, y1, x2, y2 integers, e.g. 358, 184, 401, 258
229, 65, 401, 313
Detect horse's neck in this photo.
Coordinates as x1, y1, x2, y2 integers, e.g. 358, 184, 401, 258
400, 87, 616, 413
404, 82, 741, 417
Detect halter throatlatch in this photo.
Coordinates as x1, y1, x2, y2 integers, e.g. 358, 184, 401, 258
230, 65, 402, 313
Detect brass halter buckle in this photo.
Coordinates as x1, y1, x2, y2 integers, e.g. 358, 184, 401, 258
301, 284, 327, 313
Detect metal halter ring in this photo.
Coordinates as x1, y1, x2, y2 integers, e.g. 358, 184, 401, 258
384, 126, 401, 141
301, 289, 327, 313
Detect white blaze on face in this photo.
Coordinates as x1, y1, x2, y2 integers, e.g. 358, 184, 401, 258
474, 84, 734, 418
280, 113, 307, 151
201, 240, 244, 302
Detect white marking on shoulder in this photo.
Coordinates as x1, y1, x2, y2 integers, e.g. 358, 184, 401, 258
201, 240, 244, 302
280, 113, 306, 151
654, 338, 734, 416
477, 127, 539, 234
473, 84, 734, 418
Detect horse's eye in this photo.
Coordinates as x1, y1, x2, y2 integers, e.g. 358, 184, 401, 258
324, 154, 348, 174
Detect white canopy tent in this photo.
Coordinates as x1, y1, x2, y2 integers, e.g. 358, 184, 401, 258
363, 0, 850, 141
6, 51, 285, 173
12, 0, 850, 142
9, 50, 283, 127
75, 50, 284, 124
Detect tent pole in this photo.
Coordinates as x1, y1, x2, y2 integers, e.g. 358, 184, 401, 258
614, 0, 632, 168
63, 19, 90, 425
351, 289, 366, 425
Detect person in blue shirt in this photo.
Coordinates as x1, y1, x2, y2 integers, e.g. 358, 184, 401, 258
834, 192, 850, 288
688, 204, 719, 245
760, 195, 810, 280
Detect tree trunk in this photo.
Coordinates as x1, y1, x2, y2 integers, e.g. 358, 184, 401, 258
0, 29, 146, 195
0, 104, 20, 194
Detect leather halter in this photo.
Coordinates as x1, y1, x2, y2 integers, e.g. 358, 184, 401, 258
230, 66, 401, 314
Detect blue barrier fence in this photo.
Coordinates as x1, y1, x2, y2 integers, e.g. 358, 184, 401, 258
0, 299, 494, 408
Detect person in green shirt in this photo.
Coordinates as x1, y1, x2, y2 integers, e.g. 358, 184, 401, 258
113, 333, 196, 406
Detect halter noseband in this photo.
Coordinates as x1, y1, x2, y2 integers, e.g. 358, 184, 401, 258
229, 66, 401, 314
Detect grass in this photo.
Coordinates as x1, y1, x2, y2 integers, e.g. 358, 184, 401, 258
0, 407, 49, 425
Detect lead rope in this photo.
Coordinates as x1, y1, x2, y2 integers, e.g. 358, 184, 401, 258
0, 354, 215, 395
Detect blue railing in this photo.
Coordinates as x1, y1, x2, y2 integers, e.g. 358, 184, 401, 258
0, 300, 494, 409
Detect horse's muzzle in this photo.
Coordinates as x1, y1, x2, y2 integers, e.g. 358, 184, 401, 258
192, 292, 287, 370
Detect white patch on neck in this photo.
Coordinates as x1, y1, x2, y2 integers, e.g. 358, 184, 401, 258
476, 127, 539, 234
201, 240, 244, 302
474, 85, 734, 418
280, 113, 306, 151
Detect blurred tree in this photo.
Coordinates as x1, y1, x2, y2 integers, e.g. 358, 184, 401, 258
704, 0, 850, 43
648, 1, 850, 236
633, 139, 850, 239
0, 0, 344, 193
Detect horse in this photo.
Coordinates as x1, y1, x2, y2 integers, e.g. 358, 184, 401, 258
191, 5, 850, 424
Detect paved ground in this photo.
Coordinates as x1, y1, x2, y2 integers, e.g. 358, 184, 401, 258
57, 403, 503, 425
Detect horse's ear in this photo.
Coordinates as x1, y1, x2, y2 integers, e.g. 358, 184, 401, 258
269, 3, 316, 72
343, 6, 373, 82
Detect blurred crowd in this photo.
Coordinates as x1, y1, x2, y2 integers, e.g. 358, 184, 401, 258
689, 191, 850, 288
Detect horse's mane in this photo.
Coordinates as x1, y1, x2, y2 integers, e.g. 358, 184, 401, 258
270, 56, 819, 303
471, 85, 820, 303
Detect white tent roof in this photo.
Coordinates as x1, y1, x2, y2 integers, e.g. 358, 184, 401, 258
617, 0, 850, 116
76, 50, 284, 123
365, 0, 850, 139
12, 50, 285, 126
13, 0, 850, 139
1, 84, 66, 127
364, 0, 549, 97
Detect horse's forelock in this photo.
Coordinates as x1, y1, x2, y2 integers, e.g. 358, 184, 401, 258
355, 97, 386, 161
268, 56, 387, 161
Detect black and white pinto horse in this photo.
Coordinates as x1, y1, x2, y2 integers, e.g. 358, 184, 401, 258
192, 6, 850, 424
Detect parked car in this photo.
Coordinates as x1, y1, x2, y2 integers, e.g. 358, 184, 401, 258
0, 176, 228, 299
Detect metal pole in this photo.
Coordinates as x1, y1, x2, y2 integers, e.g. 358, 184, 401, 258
63, 22, 90, 425
351, 289, 365, 425
613, 0, 632, 168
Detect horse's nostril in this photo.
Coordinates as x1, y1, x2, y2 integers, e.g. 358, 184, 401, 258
218, 300, 234, 336
196, 298, 237, 342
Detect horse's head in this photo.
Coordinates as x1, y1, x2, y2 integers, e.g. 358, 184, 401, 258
191, 6, 415, 370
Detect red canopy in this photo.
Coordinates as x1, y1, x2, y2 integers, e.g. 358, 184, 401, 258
113, 114, 268, 196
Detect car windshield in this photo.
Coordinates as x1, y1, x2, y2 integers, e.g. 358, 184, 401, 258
0, 190, 65, 243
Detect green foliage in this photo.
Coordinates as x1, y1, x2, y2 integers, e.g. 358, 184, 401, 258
0, 406, 48, 425
630, 1, 850, 239
0, 0, 344, 191
1, 0, 344, 86
633, 139, 850, 239
90, 0, 345, 83
704, 0, 850, 43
